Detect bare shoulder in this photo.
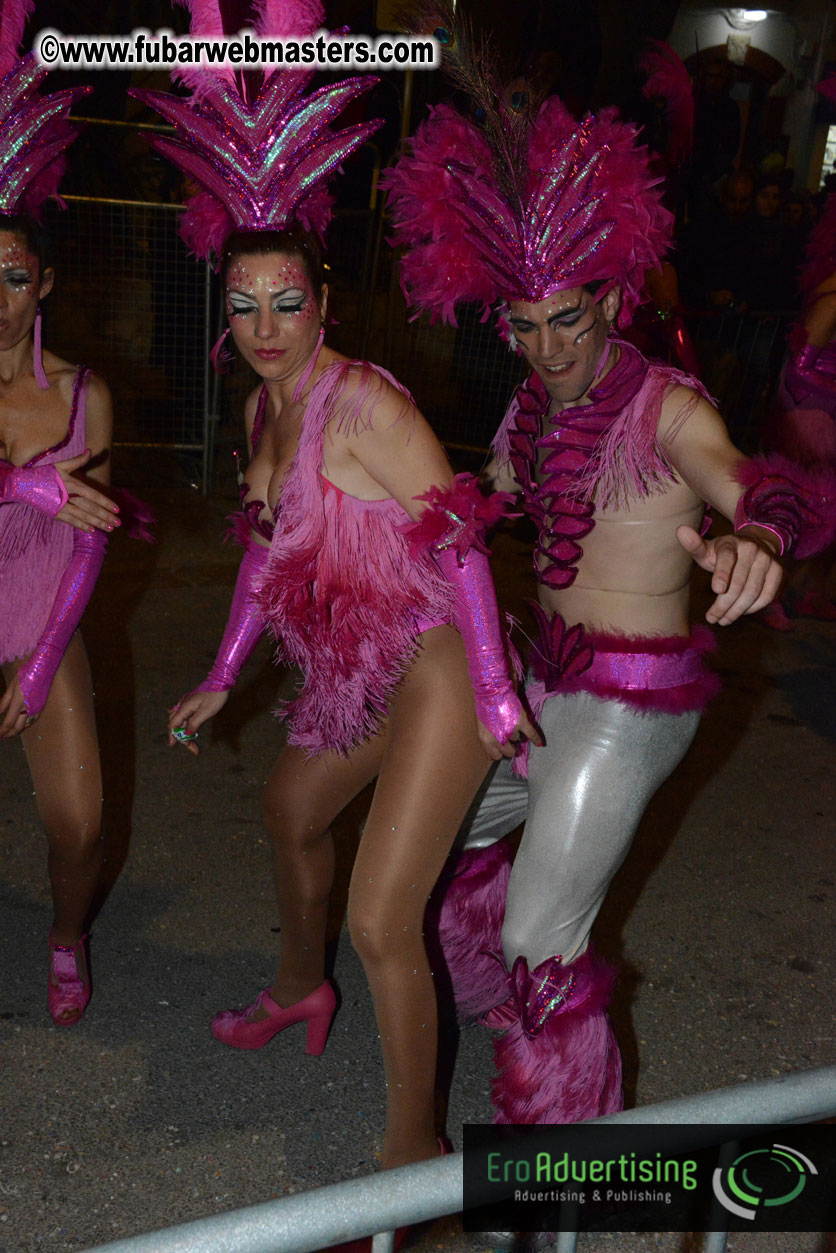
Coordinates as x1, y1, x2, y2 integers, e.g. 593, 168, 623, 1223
80, 370, 114, 447
82, 370, 114, 410
813, 272, 836, 300
657, 381, 723, 448
327, 359, 419, 443
42, 352, 80, 405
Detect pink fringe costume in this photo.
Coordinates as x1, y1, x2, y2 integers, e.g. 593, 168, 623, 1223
0, 369, 107, 714
197, 360, 520, 756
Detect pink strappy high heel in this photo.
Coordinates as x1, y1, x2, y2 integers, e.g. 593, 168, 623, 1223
47, 931, 91, 1027
211, 980, 336, 1053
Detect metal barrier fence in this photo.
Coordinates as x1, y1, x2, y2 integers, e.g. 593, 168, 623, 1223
43, 195, 212, 486
83, 1064, 836, 1253
686, 309, 794, 453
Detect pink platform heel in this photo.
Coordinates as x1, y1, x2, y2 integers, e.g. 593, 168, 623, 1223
48, 931, 91, 1027
211, 980, 336, 1053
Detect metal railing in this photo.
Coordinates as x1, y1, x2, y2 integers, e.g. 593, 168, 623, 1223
82, 1064, 836, 1253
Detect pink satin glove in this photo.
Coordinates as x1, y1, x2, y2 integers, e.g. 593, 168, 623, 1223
785, 343, 836, 405
17, 528, 107, 717
403, 474, 521, 742
198, 541, 269, 691
0, 462, 68, 516
433, 544, 522, 741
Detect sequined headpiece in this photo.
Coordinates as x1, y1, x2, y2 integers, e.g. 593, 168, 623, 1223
132, 0, 382, 265
383, 7, 672, 327
0, 0, 90, 218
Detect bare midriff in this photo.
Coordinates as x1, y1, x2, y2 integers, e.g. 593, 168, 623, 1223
537, 477, 704, 638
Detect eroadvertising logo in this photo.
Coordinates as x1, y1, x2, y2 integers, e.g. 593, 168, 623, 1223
712, 1143, 818, 1220
462, 1124, 836, 1234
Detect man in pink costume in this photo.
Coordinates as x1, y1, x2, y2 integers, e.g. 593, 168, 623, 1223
385, 31, 836, 1123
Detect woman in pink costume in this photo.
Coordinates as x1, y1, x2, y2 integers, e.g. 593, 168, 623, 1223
0, 18, 125, 1027
762, 190, 836, 624
138, 0, 536, 1175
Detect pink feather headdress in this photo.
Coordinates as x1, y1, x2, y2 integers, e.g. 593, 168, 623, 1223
0, 0, 90, 218
132, 0, 382, 264
640, 39, 694, 167
382, 6, 672, 328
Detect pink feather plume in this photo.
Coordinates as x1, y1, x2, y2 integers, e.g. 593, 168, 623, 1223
0, 0, 35, 77
400, 472, 516, 560
640, 39, 694, 166
385, 93, 672, 327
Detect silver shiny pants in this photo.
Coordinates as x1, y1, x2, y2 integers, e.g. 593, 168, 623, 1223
458, 690, 700, 968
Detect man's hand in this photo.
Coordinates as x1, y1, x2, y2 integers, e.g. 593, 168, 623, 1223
677, 524, 783, 625
54, 451, 120, 532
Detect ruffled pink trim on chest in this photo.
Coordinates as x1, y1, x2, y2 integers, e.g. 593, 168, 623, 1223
254, 360, 455, 756
493, 341, 712, 590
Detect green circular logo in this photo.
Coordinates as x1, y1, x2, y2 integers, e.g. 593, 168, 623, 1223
712, 1144, 817, 1220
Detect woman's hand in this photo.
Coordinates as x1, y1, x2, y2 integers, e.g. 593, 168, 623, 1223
477, 708, 543, 762
55, 450, 120, 532
0, 674, 32, 739
167, 689, 229, 756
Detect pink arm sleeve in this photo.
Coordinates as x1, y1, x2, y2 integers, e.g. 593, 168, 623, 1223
433, 545, 522, 741
785, 343, 836, 404
403, 473, 522, 742
0, 463, 68, 516
198, 541, 269, 691
17, 528, 107, 717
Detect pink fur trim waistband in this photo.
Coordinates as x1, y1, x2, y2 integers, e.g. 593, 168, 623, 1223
511, 623, 720, 778
533, 624, 719, 713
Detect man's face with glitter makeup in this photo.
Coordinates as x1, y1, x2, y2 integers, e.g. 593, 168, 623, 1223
507, 284, 620, 407
224, 251, 326, 384
0, 230, 53, 352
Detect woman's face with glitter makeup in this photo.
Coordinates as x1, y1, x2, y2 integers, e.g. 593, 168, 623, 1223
224, 250, 326, 384
508, 284, 620, 407
0, 230, 52, 353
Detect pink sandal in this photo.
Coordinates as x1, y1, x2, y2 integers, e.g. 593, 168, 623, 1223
48, 932, 91, 1027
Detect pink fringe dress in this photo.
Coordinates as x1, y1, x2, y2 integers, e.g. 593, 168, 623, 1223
0, 367, 90, 665
254, 360, 456, 757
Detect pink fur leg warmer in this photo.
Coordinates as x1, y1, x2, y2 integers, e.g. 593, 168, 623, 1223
492, 946, 623, 1124
425, 839, 512, 1024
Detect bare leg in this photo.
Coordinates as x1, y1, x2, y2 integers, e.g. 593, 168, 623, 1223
3, 633, 103, 1014
262, 734, 386, 1008
348, 626, 491, 1169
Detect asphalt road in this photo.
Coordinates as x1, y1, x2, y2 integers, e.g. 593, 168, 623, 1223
1, 482, 834, 1253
